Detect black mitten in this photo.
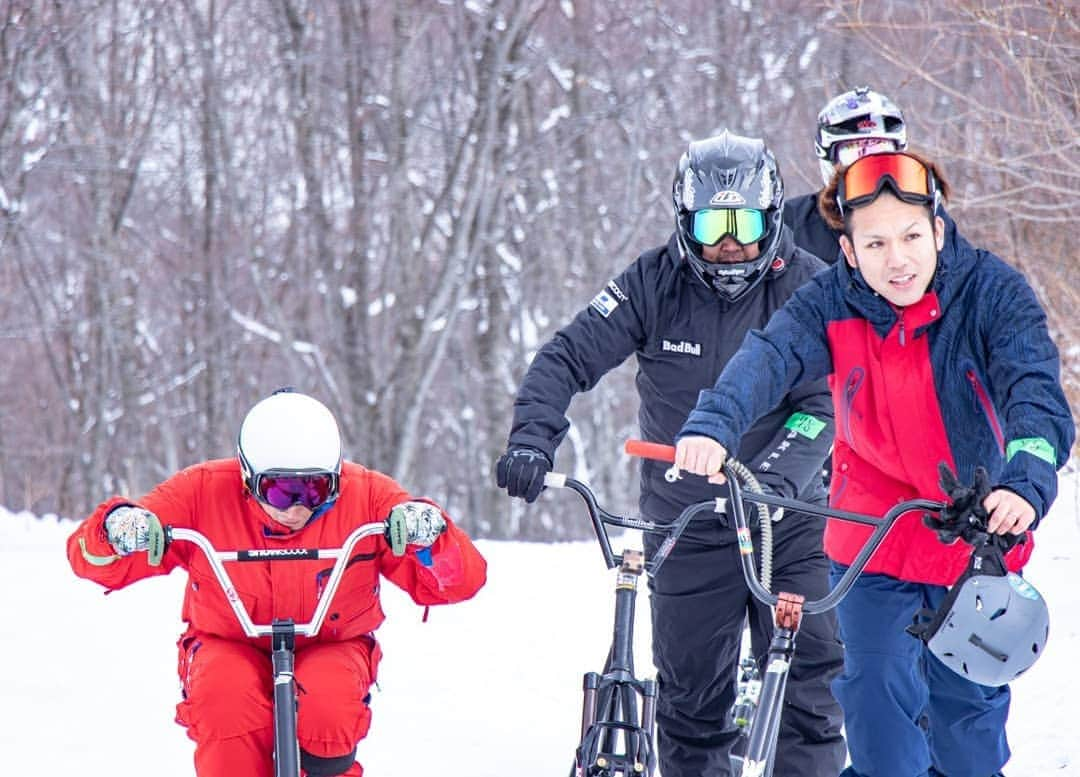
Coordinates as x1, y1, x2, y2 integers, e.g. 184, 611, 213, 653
925, 463, 1021, 552
927, 463, 991, 543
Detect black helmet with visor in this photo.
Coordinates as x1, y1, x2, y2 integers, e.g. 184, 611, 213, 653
672, 131, 785, 302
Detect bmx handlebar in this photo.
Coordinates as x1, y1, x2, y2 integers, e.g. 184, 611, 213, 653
541, 472, 717, 576
622, 440, 945, 615
164, 522, 392, 638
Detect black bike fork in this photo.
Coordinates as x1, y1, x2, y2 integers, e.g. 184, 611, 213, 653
576, 550, 657, 776
739, 593, 804, 777
272, 618, 301, 777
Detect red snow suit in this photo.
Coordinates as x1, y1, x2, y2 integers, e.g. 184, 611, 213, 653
68, 458, 487, 777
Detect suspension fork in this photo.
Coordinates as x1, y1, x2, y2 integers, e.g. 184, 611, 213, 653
579, 550, 657, 772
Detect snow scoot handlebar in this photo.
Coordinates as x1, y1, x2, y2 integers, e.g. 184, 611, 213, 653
161, 519, 406, 777
162, 521, 402, 637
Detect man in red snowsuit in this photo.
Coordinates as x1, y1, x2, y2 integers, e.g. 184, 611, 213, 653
68, 389, 487, 777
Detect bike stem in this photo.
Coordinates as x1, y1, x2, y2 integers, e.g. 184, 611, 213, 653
272, 619, 300, 777
609, 550, 643, 677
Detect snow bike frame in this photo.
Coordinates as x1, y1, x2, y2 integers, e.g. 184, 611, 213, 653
625, 440, 944, 777
162, 521, 402, 777
540, 471, 718, 777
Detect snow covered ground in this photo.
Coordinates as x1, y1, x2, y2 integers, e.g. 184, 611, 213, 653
1, 472, 1076, 776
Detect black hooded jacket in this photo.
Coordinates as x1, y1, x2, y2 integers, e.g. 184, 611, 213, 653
507, 226, 834, 521
782, 191, 842, 265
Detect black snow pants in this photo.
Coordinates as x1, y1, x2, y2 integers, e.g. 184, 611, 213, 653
645, 510, 846, 777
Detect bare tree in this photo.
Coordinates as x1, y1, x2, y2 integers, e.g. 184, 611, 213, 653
0, 0, 1073, 530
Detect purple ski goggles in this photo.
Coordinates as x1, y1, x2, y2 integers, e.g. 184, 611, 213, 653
254, 472, 338, 510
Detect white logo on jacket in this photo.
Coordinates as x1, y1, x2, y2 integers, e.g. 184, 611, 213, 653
605, 280, 628, 302
590, 280, 629, 318
662, 339, 702, 356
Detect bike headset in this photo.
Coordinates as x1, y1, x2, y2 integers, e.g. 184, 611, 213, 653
909, 540, 1049, 687
814, 86, 907, 186
237, 388, 343, 506
671, 131, 785, 303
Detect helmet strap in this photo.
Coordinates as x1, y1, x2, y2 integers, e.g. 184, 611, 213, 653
905, 535, 1010, 645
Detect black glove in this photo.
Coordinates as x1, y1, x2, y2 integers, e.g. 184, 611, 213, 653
926, 463, 1019, 552
495, 446, 552, 503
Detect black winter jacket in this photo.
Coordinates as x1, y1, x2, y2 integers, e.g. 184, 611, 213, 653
507, 227, 834, 521
782, 191, 841, 265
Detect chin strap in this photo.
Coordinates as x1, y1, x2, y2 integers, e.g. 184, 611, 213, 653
907, 532, 1008, 644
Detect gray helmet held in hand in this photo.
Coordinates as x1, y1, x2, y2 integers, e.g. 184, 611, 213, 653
927, 572, 1049, 687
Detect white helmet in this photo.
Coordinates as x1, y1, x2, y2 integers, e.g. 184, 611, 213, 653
237, 389, 342, 495
814, 86, 907, 185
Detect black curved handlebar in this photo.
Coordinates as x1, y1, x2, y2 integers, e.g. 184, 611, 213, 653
541, 472, 717, 576
722, 462, 943, 614
541, 467, 945, 610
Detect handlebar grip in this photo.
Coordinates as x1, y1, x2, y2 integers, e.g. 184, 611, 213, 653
624, 439, 676, 463
543, 472, 567, 489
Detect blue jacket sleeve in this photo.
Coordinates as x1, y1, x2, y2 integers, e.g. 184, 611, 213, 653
507, 262, 649, 461
983, 260, 1075, 522
680, 277, 834, 455
743, 376, 834, 500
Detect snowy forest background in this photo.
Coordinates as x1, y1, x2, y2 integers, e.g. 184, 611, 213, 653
0, 1, 1076, 538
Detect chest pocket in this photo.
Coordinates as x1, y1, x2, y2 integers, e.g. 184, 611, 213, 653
314, 552, 382, 641
183, 566, 262, 640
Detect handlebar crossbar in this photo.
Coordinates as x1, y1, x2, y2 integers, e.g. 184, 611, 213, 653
723, 468, 942, 614
542, 472, 716, 576
165, 522, 390, 638
561, 442, 948, 617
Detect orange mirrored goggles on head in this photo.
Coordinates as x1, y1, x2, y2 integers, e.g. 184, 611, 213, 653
836, 152, 938, 216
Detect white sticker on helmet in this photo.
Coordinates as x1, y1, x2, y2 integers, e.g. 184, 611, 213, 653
682, 168, 696, 209
710, 190, 746, 206
758, 174, 773, 209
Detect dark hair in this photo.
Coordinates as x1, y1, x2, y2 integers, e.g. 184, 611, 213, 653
817, 149, 952, 234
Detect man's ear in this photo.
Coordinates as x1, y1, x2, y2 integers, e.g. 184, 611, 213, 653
839, 234, 857, 269
934, 215, 945, 251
